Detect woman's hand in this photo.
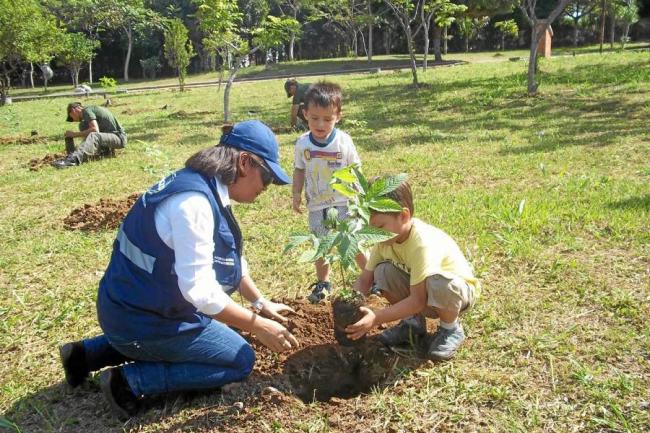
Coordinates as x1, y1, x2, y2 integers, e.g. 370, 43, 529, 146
253, 317, 299, 353
345, 307, 377, 340
260, 300, 295, 323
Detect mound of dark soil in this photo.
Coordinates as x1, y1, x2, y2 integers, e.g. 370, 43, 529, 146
0, 134, 50, 146
27, 153, 67, 171
63, 193, 140, 231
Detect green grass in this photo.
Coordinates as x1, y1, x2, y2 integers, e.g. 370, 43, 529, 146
1, 49, 649, 432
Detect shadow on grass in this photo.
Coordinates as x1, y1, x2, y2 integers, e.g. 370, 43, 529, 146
343, 59, 650, 153
608, 194, 650, 211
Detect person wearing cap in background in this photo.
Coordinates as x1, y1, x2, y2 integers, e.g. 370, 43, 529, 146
57, 120, 299, 419
52, 102, 127, 169
284, 78, 311, 131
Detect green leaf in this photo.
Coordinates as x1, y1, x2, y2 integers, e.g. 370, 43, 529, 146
367, 173, 408, 198
315, 232, 339, 258
298, 249, 318, 263
368, 198, 403, 213
283, 232, 314, 254
336, 233, 360, 271
330, 165, 357, 183
331, 182, 357, 198
352, 164, 367, 194
356, 226, 396, 245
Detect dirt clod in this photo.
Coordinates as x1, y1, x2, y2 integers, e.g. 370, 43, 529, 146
63, 193, 140, 231
28, 153, 66, 171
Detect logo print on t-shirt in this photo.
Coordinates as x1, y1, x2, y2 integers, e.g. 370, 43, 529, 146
306, 150, 342, 161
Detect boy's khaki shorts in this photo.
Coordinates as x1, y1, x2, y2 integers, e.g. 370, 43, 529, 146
373, 262, 475, 318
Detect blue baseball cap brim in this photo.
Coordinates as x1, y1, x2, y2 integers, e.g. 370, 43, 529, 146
219, 120, 291, 185
265, 159, 291, 185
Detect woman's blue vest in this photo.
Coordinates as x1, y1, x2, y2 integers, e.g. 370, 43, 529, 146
97, 168, 243, 340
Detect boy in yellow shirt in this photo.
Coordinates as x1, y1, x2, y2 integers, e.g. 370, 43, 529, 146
345, 180, 480, 360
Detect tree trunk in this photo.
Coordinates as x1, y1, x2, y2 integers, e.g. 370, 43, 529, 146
89, 59, 93, 84
224, 64, 239, 123
29, 63, 34, 88
368, 1, 373, 63
501, 34, 505, 51
124, 26, 133, 82
573, 21, 579, 47
433, 26, 442, 62
71, 67, 80, 88
423, 23, 430, 71
404, 24, 419, 87
622, 23, 630, 49
609, 13, 615, 49
527, 25, 541, 95
464, 35, 469, 53
599, 0, 606, 54
289, 33, 295, 61
443, 26, 448, 55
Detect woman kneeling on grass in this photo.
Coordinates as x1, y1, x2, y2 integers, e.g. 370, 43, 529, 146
59, 120, 299, 419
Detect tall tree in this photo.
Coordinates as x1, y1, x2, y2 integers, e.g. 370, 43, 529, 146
562, 0, 596, 47
274, 0, 314, 60
619, 0, 639, 48
518, 0, 572, 95
494, 18, 519, 50
456, 15, 489, 52
423, 0, 466, 66
0, 0, 60, 103
42, 0, 107, 83
383, 0, 424, 86
99, 0, 158, 82
58, 32, 100, 87
195, 0, 296, 121
21, 9, 63, 88
163, 18, 196, 91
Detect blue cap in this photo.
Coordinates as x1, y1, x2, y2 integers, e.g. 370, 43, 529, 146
219, 120, 291, 185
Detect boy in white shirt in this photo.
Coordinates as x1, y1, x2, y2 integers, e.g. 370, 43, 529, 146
292, 81, 366, 303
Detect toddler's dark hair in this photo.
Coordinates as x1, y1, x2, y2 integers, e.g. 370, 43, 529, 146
303, 81, 342, 114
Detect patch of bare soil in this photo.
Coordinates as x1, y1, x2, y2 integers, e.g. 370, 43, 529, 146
5, 299, 429, 432
1, 133, 50, 146
27, 152, 67, 171
63, 193, 140, 231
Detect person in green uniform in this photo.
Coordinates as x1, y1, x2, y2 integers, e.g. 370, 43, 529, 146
52, 102, 127, 169
284, 79, 311, 130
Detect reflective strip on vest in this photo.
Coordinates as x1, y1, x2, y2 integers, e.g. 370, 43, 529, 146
117, 227, 156, 273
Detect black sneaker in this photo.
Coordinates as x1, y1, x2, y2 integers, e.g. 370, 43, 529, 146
100, 367, 140, 420
378, 315, 426, 346
307, 281, 332, 304
51, 154, 80, 169
59, 341, 89, 388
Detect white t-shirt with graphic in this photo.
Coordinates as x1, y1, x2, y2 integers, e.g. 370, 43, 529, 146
294, 129, 361, 212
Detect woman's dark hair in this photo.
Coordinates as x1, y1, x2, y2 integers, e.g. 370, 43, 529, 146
185, 125, 241, 184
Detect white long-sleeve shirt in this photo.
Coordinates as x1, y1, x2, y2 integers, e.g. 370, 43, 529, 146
153, 178, 248, 316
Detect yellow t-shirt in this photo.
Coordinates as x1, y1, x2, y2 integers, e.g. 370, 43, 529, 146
366, 218, 480, 296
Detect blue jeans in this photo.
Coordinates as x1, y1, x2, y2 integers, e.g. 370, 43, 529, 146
83, 320, 255, 397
